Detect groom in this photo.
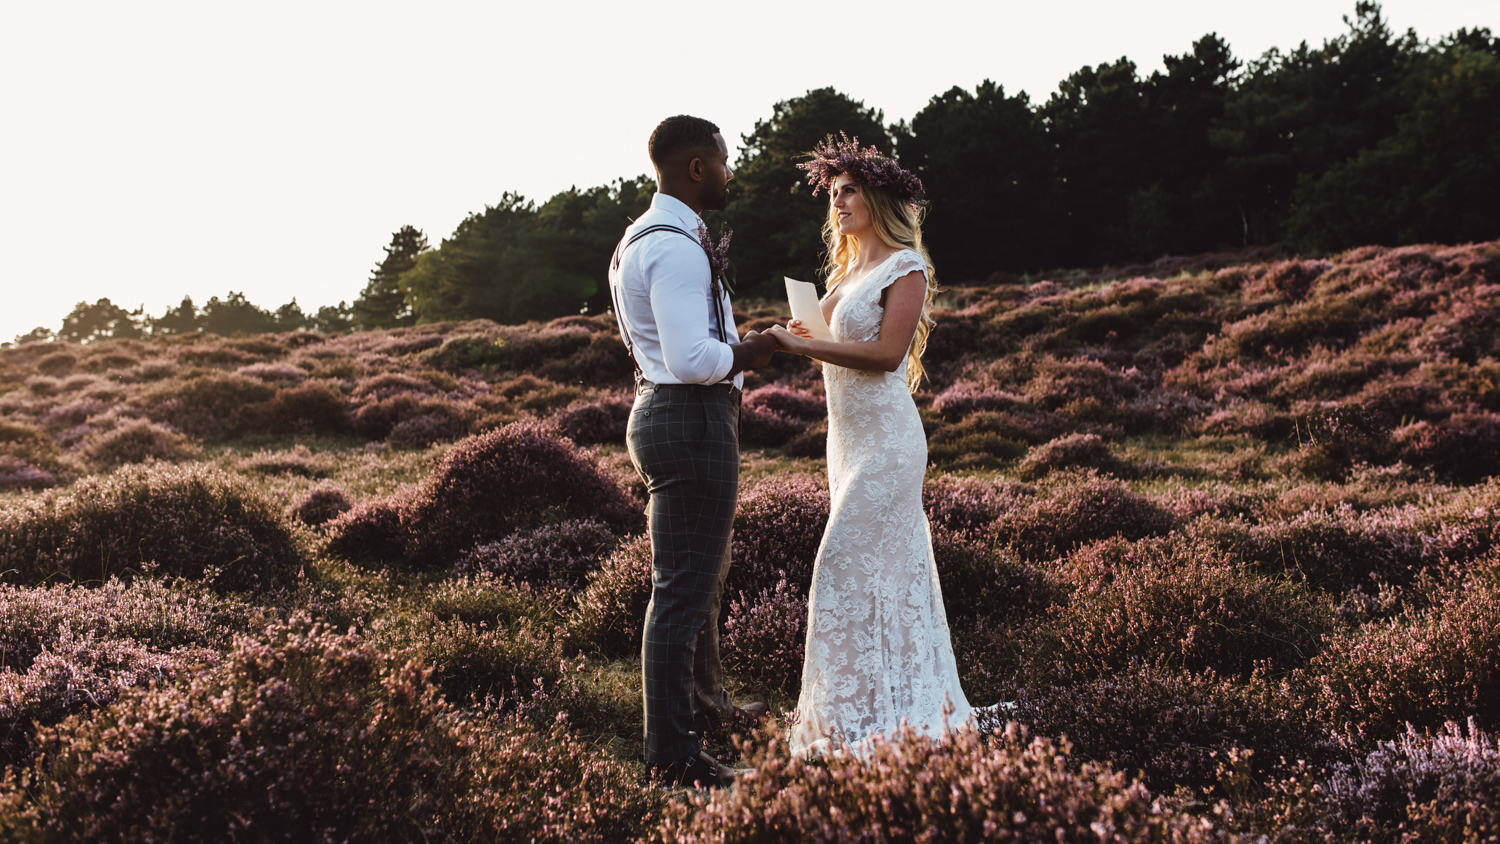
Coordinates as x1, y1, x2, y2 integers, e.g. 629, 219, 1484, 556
609, 115, 778, 789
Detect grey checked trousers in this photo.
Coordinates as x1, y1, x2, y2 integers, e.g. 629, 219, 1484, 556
627, 382, 739, 764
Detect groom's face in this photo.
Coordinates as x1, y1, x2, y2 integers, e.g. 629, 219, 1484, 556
698, 133, 734, 212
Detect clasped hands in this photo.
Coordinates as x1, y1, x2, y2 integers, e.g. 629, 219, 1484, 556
734, 320, 815, 371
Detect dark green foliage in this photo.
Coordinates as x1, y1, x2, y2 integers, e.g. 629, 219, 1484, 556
353, 225, 427, 330
721, 88, 891, 295
57, 299, 144, 344
896, 80, 1058, 280
400, 179, 654, 324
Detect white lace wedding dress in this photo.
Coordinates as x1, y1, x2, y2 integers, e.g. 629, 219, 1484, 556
790, 248, 973, 756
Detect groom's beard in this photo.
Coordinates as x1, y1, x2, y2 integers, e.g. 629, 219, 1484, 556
703, 185, 730, 212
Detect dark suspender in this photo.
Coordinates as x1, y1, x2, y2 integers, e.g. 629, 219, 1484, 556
609, 225, 731, 366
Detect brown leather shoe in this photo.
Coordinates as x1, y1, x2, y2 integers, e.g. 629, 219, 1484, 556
734, 701, 769, 723
656, 750, 737, 790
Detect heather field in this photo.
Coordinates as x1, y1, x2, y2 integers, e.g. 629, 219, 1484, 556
1, 241, 1499, 841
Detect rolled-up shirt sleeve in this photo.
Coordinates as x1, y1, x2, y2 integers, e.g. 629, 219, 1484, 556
644, 245, 734, 385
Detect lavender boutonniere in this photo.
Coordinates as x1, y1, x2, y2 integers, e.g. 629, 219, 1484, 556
696, 221, 734, 299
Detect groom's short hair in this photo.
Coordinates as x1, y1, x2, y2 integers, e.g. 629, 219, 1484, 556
649, 115, 721, 169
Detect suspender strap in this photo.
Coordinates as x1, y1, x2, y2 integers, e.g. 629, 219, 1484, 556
609, 224, 732, 360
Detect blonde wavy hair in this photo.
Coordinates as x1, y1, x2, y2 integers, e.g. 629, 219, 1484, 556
821, 183, 939, 393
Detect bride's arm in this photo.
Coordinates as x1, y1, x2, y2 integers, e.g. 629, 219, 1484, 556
765, 271, 926, 372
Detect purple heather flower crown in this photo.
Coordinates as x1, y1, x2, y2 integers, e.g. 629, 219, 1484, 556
797, 132, 927, 207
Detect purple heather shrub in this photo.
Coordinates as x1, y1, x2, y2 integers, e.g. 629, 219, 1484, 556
1040, 534, 1337, 679
1237, 494, 1497, 592
931, 526, 1056, 628
1023, 356, 1141, 411
400, 420, 641, 565
0, 417, 71, 479
32, 352, 77, 377
995, 663, 1336, 794
109, 357, 177, 384
0, 616, 665, 843
743, 385, 826, 422
1154, 483, 1268, 522
0, 577, 253, 768
1243, 258, 1334, 302
385, 401, 474, 448
930, 381, 1024, 421
421, 574, 557, 631
254, 381, 354, 436
1016, 432, 1115, 480
495, 373, 554, 399
78, 352, 140, 374
1392, 411, 1500, 483
457, 519, 617, 592
1311, 575, 1500, 744
234, 361, 307, 383
0, 578, 251, 676
554, 396, 632, 445
78, 418, 201, 470
922, 474, 1033, 533
783, 419, 828, 458
738, 402, 805, 447
321, 501, 407, 567
721, 578, 807, 696
374, 611, 594, 728
352, 371, 439, 401
23, 375, 62, 397
376, 332, 446, 357
0, 457, 58, 491
239, 444, 337, 478
660, 722, 1233, 843
0, 630, 217, 769
141, 372, 277, 439
1318, 719, 1500, 843
289, 484, 353, 527
352, 391, 427, 439
927, 414, 1032, 469
726, 474, 829, 598
38, 397, 116, 428
995, 471, 1176, 560
565, 534, 651, 656
0, 463, 304, 594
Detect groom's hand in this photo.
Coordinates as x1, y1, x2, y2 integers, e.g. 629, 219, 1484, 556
729, 330, 778, 375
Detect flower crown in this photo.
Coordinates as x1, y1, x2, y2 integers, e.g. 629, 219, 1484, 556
796, 132, 927, 207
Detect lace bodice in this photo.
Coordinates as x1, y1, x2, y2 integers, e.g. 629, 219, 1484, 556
791, 249, 972, 755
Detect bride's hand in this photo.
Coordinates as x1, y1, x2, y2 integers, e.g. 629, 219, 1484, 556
765, 324, 798, 348
786, 319, 813, 338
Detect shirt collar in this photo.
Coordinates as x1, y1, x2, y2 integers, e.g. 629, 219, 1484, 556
650, 193, 703, 232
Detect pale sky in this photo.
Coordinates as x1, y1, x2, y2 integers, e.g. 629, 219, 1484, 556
2, 0, 1496, 343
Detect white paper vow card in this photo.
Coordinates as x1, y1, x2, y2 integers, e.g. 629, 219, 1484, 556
784, 277, 835, 342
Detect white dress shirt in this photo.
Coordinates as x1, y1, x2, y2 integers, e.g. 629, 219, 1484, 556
609, 193, 742, 387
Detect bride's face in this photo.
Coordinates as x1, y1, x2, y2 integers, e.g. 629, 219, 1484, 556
832, 175, 871, 238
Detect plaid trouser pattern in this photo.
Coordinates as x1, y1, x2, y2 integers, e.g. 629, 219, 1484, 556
627, 383, 740, 764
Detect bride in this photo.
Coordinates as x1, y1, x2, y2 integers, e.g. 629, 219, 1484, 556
766, 134, 973, 755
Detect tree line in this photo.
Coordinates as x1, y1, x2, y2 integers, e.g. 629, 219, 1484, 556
16, 3, 1499, 344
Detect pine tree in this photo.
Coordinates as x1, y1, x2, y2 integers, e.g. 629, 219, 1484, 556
353, 225, 427, 330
